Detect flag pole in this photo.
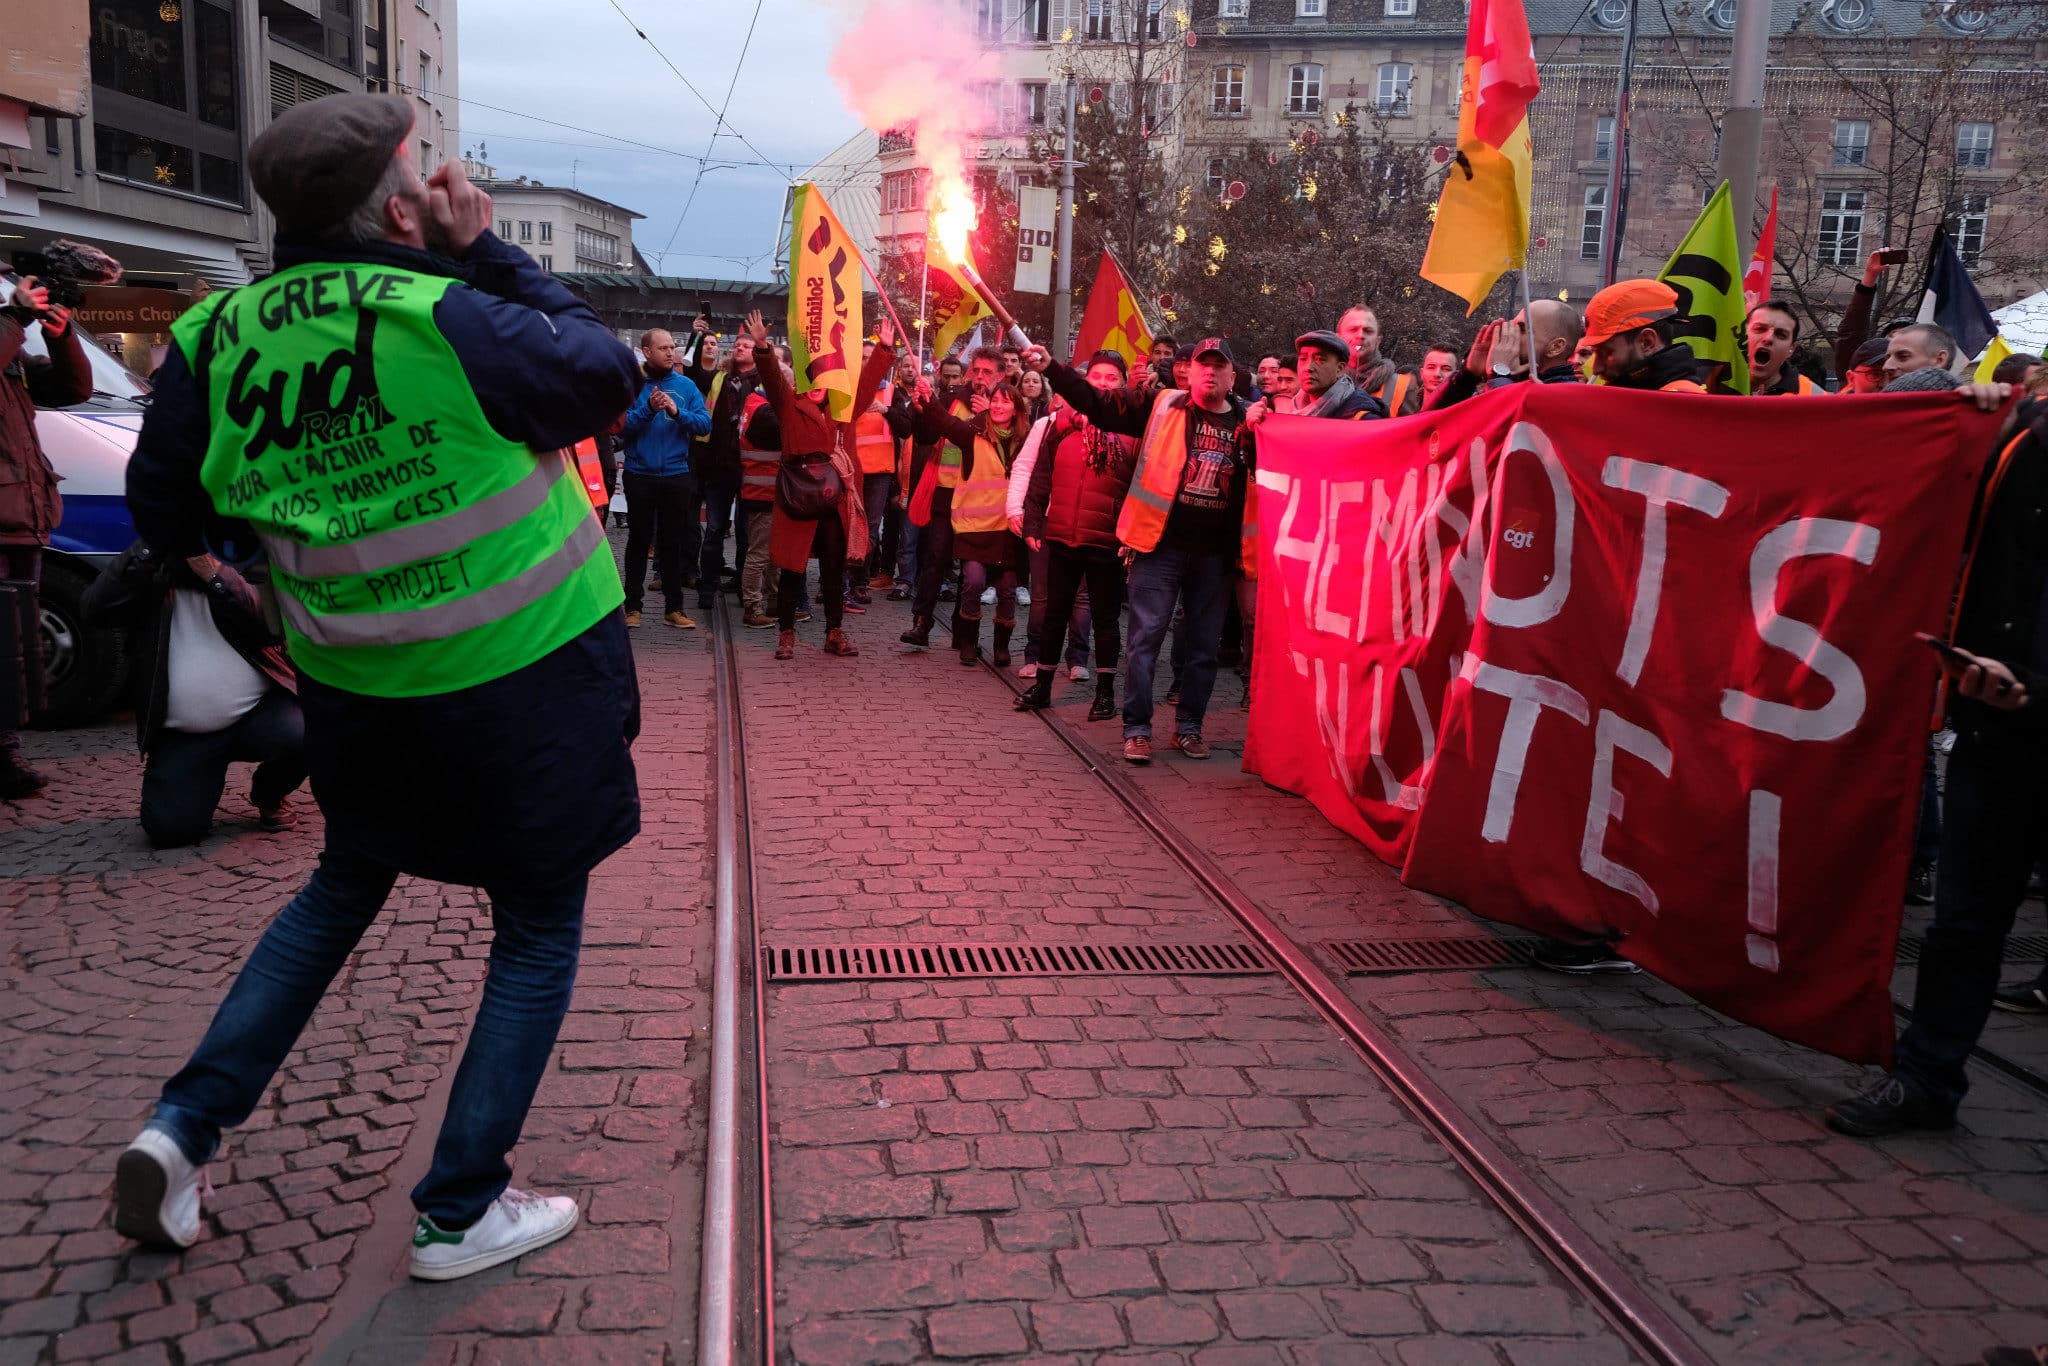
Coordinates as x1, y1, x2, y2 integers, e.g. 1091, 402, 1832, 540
853, 251, 913, 353
1520, 269, 1540, 378
917, 252, 932, 371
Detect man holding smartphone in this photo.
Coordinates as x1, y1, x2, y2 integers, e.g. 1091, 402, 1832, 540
1829, 380, 2048, 1136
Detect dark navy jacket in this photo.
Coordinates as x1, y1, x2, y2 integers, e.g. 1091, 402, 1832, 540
126, 231, 644, 887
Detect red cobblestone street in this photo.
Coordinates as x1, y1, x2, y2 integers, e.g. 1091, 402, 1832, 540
2, 580, 2046, 1364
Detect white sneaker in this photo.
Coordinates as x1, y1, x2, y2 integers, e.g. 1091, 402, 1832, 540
114, 1127, 208, 1249
1016, 586, 1032, 605
410, 1188, 580, 1281
1016, 660, 1039, 678
981, 586, 997, 605
1069, 665, 1091, 683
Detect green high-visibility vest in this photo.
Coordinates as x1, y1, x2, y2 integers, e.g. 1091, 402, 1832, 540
170, 260, 621, 698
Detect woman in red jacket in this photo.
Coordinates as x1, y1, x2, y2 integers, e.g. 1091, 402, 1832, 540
743, 310, 894, 660
916, 381, 1029, 667
1016, 352, 1139, 717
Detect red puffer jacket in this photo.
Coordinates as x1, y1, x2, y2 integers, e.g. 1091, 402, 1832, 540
1021, 412, 1138, 552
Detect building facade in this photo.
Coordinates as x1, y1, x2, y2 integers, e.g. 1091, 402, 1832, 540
463, 153, 646, 275
2, 0, 462, 371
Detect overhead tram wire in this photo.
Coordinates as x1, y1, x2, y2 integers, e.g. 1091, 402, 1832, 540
601, 0, 785, 172
656, 0, 768, 272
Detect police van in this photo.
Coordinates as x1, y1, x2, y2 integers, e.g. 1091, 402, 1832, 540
19, 313, 149, 726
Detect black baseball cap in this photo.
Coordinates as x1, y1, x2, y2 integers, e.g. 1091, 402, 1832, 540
1085, 349, 1129, 376
1192, 336, 1234, 364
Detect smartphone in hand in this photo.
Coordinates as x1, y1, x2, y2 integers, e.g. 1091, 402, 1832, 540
1879, 247, 1908, 266
1914, 630, 1971, 674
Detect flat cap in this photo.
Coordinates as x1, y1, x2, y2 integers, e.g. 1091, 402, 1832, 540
250, 93, 414, 238
1295, 329, 1350, 363
1848, 337, 1890, 371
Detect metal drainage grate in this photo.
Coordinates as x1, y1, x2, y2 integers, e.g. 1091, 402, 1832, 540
1320, 937, 1539, 974
763, 940, 1275, 983
1897, 932, 2048, 966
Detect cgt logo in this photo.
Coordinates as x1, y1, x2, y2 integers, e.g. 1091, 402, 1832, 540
1502, 519, 1537, 551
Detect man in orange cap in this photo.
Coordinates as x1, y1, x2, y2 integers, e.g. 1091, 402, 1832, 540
1578, 279, 1707, 393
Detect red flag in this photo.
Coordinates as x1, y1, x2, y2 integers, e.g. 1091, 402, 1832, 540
1069, 251, 1154, 373
1244, 385, 2003, 1065
1743, 184, 1779, 308
1468, 0, 1540, 150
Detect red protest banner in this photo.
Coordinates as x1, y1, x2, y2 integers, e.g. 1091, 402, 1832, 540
1244, 384, 2003, 1064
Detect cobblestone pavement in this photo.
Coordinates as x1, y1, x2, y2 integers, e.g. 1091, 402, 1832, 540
0, 534, 718, 1365
740, 601, 1631, 1365
1102, 618, 2048, 1365
7, 565, 2048, 1366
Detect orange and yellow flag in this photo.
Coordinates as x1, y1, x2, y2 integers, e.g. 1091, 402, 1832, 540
786, 182, 865, 420
1070, 251, 1154, 373
925, 233, 993, 363
1420, 0, 1541, 313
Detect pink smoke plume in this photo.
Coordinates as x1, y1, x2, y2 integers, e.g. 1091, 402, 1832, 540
826, 0, 993, 262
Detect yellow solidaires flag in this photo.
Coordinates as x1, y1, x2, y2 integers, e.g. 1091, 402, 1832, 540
786, 182, 865, 421
1420, 0, 1541, 313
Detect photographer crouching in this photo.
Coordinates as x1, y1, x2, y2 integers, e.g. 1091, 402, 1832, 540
82, 538, 307, 846
1, 266, 93, 798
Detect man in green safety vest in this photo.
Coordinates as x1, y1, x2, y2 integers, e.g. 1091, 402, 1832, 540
113, 93, 644, 1282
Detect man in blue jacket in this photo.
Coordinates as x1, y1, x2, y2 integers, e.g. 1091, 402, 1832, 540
620, 329, 712, 628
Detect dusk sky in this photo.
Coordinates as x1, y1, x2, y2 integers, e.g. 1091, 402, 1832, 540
459, 0, 865, 280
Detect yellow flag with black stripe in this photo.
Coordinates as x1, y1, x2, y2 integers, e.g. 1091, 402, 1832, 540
925, 236, 993, 363
1660, 182, 1749, 395
786, 182, 865, 421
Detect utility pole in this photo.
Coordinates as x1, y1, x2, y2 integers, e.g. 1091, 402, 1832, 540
1716, 0, 1771, 260
1054, 73, 1080, 358
1128, 0, 1148, 271
1600, 0, 1639, 287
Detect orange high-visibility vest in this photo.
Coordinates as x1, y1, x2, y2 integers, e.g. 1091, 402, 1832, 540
1114, 391, 1257, 576
566, 437, 607, 511
1375, 371, 1414, 415
1661, 378, 1708, 394
855, 408, 896, 476
739, 390, 778, 503
951, 432, 1012, 535
695, 371, 727, 445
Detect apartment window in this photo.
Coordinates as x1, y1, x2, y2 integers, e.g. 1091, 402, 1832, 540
1012, 82, 1044, 127
1957, 121, 1994, 169
499, 218, 512, 238
1376, 63, 1411, 115
1594, 115, 1614, 162
1951, 193, 1990, 263
1580, 185, 1607, 261
1298, 0, 1327, 15
1220, 0, 1249, 14
1831, 119, 1869, 167
1145, 0, 1163, 38
1212, 64, 1245, 115
268, 0, 359, 66
972, 0, 1002, 40
1288, 64, 1324, 115
1208, 157, 1227, 196
971, 80, 1000, 128
518, 220, 533, 242
539, 221, 553, 243
418, 138, 432, 175
1086, 0, 1112, 39
1594, 0, 1628, 26
1022, 0, 1049, 40
1818, 190, 1865, 266
538, 254, 552, 270
89, 0, 243, 204
1386, 0, 1416, 13
576, 224, 622, 266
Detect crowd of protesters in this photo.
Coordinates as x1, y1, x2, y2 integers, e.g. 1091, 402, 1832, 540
600, 267, 2048, 1149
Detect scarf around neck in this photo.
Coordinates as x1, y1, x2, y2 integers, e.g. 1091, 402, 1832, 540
1296, 371, 1362, 419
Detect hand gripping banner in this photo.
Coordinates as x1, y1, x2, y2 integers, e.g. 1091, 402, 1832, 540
1244, 385, 2003, 1064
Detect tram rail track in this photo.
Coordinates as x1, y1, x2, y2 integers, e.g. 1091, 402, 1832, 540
697, 597, 2042, 1366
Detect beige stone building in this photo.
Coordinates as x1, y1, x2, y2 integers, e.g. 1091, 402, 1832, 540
462, 152, 646, 276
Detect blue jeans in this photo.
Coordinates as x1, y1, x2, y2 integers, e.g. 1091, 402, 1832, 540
895, 516, 921, 591
141, 689, 307, 848
1914, 739, 1942, 864
1123, 545, 1231, 739
149, 847, 588, 1228
1895, 730, 2040, 1109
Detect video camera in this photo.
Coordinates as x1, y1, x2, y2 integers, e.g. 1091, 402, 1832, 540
7, 239, 124, 312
